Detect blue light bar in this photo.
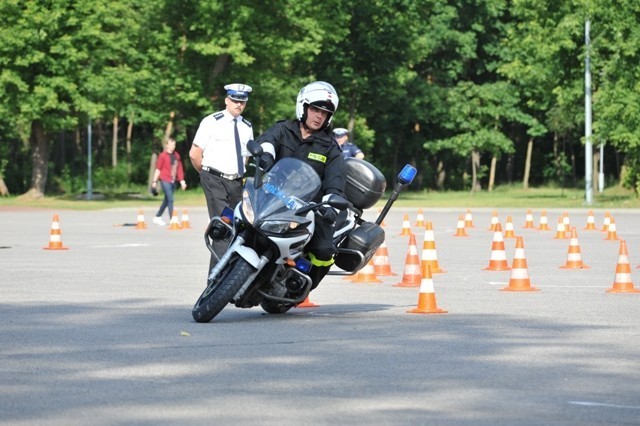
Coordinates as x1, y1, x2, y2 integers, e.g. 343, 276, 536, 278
398, 164, 417, 185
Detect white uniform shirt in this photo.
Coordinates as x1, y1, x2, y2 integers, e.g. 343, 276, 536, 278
192, 109, 254, 175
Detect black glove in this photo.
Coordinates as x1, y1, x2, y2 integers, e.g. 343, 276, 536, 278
317, 206, 337, 224
258, 153, 275, 171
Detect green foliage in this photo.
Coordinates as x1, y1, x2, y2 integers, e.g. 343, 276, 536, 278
93, 163, 137, 195
0, 0, 637, 199
542, 151, 572, 185
52, 164, 84, 195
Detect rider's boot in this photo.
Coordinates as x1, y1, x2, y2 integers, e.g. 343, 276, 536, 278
308, 264, 331, 290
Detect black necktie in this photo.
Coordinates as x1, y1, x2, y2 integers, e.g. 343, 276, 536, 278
234, 118, 243, 177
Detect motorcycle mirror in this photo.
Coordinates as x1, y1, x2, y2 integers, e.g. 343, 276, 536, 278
398, 164, 417, 185
247, 140, 264, 188
247, 140, 263, 157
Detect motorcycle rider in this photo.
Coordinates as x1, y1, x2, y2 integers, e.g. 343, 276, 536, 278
256, 81, 346, 291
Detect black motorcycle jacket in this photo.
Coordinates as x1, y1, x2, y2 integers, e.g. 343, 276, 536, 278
257, 119, 347, 202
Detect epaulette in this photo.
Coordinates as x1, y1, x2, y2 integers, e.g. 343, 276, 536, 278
213, 112, 224, 120
242, 117, 252, 127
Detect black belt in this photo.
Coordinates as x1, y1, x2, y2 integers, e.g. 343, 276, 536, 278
202, 166, 242, 181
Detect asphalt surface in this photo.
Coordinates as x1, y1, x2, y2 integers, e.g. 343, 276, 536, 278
1, 205, 639, 425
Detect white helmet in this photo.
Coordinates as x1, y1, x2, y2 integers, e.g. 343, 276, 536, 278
296, 81, 339, 129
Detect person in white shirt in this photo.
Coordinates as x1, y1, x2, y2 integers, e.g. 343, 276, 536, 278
189, 83, 254, 267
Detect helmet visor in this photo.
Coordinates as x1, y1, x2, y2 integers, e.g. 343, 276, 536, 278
309, 101, 335, 113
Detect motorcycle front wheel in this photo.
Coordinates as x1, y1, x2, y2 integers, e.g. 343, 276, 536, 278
192, 254, 256, 323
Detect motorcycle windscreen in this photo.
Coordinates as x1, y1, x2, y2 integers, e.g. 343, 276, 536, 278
253, 158, 321, 221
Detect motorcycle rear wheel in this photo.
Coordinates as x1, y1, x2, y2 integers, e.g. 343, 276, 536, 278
192, 255, 255, 323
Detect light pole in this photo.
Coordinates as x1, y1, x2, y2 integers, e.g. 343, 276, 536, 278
584, 19, 593, 205
87, 120, 93, 200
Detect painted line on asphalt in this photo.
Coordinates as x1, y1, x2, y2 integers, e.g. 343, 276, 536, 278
91, 244, 151, 248
568, 401, 640, 410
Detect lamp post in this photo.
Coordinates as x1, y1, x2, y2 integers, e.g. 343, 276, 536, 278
584, 19, 593, 205
86, 120, 93, 200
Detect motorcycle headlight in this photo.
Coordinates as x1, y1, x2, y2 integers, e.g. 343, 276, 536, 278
241, 189, 254, 224
259, 220, 301, 234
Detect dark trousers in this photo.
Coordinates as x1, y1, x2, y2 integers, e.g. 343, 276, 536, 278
200, 172, 243, 273
307, 218, 337, 289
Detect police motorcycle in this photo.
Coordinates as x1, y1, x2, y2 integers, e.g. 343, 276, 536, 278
192, 140, 417, 323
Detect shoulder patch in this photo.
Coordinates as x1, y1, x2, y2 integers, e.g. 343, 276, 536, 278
213, 112, 224, 120
242, 118, 252, 127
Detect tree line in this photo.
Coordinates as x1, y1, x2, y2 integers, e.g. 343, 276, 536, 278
1, 0, 638, 198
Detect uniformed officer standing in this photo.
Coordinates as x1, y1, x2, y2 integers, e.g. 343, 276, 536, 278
189, 83, 254, 268
333, 128, 365, 159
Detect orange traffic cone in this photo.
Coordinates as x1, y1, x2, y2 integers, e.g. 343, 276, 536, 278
181, 210, 192, 229
584, 210, 596, 230
501, 236, 538, 291
538, 210, 551, 231
488, 211, 499, 231
393, 234, 422, 287
560, 227, 590, 269
562, 212, 571, 235
297, 296, 320, 308
604, 217, 620, 240
350, 259, 383, 284
407, 265, 447, 314
483, 223, 510, 271
553, 217, 567, 239
464, 209, 475, 228
373, 242, 396, 276
453, 215, 468, 237
43, 214, 69, 250
420, 221, 445, 274
606, 240, 640, 294
503, 216, 516, 238
601, 211, 611, 232
523, 210, 535, 229
399, 214, 412, 236
135, 210, 147, 230
415, 209, 425, 227
168, 211, 181, 230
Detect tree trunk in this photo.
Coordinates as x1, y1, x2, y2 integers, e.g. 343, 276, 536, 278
506, 154, 514, 184
22, 121, 48, 198
488, 155, 497, 192
522, 137, 533, 189
436, 159, 445, 190
75, 128, 82, 156
569, 140, 576, 186
164, 111, 175, 143
0, 177, 9, 196
112, 114, 119, 168
470, 150, 481, 193
210, 54, 229, 89
126, 113, 134, 175
553, 133, 560, 182
148, 152, 158, 190
347, 90, 357, 135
